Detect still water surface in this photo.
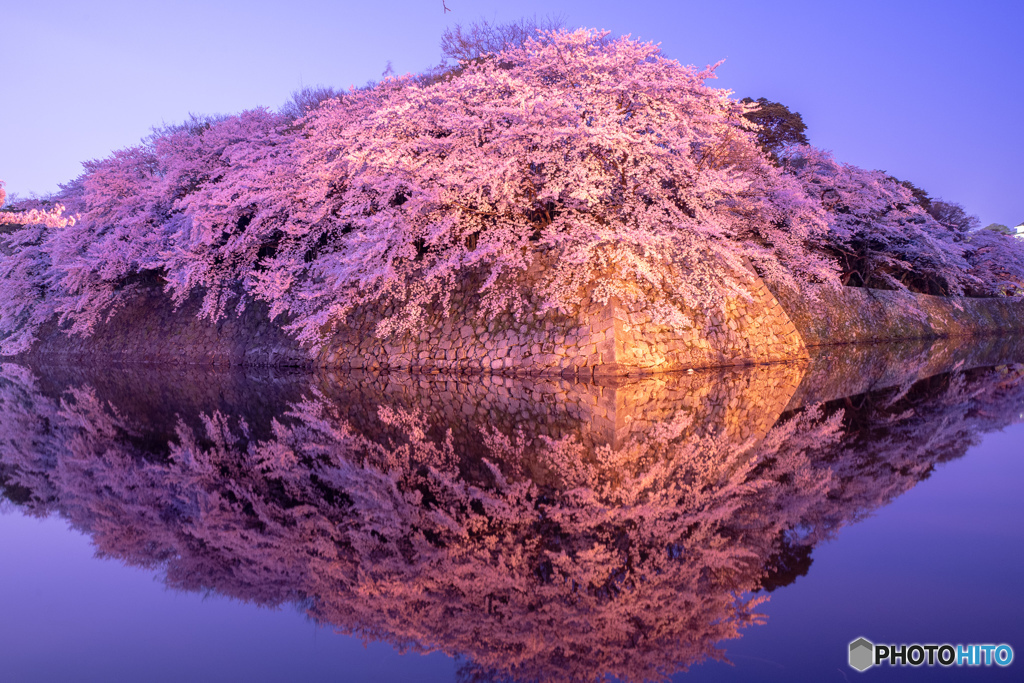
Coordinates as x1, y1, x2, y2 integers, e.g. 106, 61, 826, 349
1, 338, 1022, 682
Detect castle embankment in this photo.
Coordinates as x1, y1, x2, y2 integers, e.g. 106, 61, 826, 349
13, 269, 1024, 376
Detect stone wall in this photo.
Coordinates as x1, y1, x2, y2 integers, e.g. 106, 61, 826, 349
771, 283, 1024, 347
20, 281, 310, 368
16, 265, 806, 376
12, 264, 1024, 376
313, 265, 805, 377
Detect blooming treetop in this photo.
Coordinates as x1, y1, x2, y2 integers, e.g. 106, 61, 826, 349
780, 146, 1024, 296
781, 146, 971, 294
253, 29, 838, 344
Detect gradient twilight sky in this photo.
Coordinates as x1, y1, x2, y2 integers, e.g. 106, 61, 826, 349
2, 0, 1021, 226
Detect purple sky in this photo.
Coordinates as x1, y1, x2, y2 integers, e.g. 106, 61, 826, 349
3, 0, 1021, 227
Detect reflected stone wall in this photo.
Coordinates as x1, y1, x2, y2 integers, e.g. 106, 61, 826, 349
304, 362, 806, 486
787, 335, 1024, 410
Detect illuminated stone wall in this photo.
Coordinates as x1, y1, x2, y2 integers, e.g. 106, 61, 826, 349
313, 265, 806, 377
13, 270, 1024, 376
16, 266, 807, 376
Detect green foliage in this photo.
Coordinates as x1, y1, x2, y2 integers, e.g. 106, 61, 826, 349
983, 223, 1012, 235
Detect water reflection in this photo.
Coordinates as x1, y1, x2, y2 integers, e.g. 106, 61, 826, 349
1, 337, 1023, 683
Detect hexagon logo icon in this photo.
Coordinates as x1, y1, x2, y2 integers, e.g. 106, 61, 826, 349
849, 637, 874, 672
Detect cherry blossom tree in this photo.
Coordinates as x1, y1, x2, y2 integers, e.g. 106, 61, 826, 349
1, 28, 1019, 357
0, 198, 77, 229
779, 146, 979, 295
927, 199, 980, 234
0, 30, 841, 353
0, 224, 57, 354
252, 29, 838, 345
963, 229, 1024, 296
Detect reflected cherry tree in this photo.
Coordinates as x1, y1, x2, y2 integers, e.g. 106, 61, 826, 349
1, 356, 1023, 682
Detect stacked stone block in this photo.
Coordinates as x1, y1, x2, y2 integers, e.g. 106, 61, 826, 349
603, 272, 806, 375
14, 262, 1024, 377
772, 284, 1024, 347
314, 265, 808, 376
19, 284, 310, 368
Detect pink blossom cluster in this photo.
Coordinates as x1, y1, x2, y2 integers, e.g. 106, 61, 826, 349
0, 204, 77, 229
0, 29, 1020, 355
781, 146, 1024, 296
0, 181, 77, 228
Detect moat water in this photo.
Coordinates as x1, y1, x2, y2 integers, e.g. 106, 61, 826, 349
1, 337, 1022, 682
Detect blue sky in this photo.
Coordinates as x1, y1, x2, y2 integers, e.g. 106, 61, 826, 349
2, 0, 1021, 226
